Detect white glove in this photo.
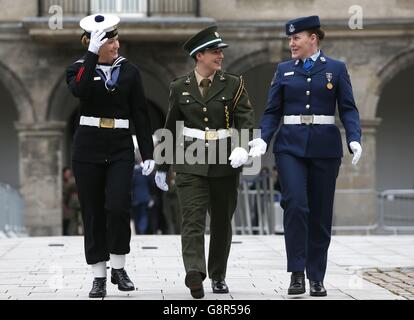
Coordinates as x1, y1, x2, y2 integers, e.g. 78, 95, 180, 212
142, 159, 155, 176
349, 141, 362, 166
248, 138, 267, 158
155, 171, 169, 191
88, 29, 108, 55
228, 147, 249, 168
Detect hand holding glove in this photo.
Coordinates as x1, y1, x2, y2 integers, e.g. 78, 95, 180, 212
155, 171, 169, 191
142, 159, 155, 176
248, 138, 267, 158
349, 141, 362, 166
228, 147, 249, 168
88, 29, 108, 55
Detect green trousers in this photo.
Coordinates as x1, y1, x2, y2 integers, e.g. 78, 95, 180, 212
176, 173, 239, 281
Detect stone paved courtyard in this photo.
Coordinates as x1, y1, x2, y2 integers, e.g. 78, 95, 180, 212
0, 235, 413, 300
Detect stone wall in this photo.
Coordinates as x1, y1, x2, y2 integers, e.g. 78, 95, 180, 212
0, 0, 36, 21
202, 0, 414, 20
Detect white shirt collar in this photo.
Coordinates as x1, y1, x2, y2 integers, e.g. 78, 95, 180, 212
302, 50, 321, 63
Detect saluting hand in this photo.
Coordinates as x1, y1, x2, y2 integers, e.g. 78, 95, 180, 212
349, 141, 362, 166
88, 29, 108, 55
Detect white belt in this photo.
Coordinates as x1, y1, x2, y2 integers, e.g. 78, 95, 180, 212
79, 116, 129, 129
283, 115, 335, 125
182, 127, 232, 141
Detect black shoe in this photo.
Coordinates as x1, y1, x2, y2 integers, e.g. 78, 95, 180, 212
288, 271, 306, 295
309, 280, 327, 297
89, 277, 107, 298
211, 280, 229, 294
185, 270, 204, 299
111, 268, 135, 291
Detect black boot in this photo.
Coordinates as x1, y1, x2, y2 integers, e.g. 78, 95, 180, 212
185, 270, 204, 299
288, 271, 306, 295
309, 280, 327, 296
211, 280, 229, 294
111, 268, 135, 291
89, 277, 107, 298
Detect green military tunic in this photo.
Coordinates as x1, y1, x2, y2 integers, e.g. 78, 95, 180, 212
158, 70, 254, 175
158, 69, 254, 281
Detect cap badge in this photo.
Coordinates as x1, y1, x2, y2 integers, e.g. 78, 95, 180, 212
214, 32, 220, 38
289, 24, 295, 33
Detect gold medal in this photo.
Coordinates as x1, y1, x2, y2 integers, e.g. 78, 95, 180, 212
325, 72, 333, 90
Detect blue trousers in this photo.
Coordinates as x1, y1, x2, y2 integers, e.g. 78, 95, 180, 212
132, 203, 149, 234
275, 153, 341, 281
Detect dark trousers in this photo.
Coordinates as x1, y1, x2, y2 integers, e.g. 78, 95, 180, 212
176, 173, 239, 281
72, 160, 134, 265
275, 153, 341, 281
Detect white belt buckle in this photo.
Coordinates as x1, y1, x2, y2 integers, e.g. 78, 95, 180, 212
205, 130, 218, 140
300, 115, 314, 125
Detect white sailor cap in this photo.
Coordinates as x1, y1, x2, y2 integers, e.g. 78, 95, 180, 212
80, 14, 120, 39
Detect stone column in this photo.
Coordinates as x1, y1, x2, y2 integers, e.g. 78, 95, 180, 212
16, 121, 66, 236
334, 118, 382, 233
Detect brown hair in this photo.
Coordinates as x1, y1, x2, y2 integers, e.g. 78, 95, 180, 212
306, 28, 325, 43
81, 34, 90, 48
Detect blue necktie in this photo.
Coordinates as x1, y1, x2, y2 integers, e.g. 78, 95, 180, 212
303, 58, 314, 72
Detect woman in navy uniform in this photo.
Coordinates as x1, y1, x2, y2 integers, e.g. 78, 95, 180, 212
66, 14, 155, 298
249, 16, 362, 296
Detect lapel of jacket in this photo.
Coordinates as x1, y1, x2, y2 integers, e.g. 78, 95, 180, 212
204, 72, 226, 103
292, 59, 308, 77
309, 51, 327, 76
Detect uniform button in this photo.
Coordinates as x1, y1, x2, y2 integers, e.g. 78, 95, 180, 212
205, 143, 209, 147
305, 104, 310, 109
222, 97, 226, 100
186, 99, 190, 103
204, 117, 209, 122
306, 91, 310, 95
307, 78, 311, 82
180, 143, 184, 147
205, 127, 209, 130
203, 107, 207, 112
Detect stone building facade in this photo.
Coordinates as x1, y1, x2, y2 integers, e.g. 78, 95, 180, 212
0, 0, 413, 235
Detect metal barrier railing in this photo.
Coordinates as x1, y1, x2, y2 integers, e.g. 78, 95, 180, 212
378, 189, 414, 233
38, 0, 200, 17
331, 189, 379, 234
0, 183, 27, 238
233, 176, 414, 235
233, 174, 282, 235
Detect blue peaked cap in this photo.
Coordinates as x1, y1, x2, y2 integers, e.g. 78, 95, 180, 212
285, 16, 320, 35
